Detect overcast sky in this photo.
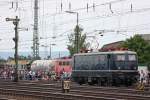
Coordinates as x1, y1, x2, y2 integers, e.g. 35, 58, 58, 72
0, 0, 150, 54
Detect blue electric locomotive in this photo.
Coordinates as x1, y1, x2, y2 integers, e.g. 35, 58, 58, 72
72, 51, 139, 86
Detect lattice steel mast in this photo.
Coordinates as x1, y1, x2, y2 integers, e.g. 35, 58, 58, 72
33, 0, 39, 59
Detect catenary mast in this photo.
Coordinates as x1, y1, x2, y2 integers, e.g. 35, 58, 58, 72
33, 0, 39, 59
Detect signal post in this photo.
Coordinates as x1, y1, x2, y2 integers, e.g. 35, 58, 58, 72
6, 16, 20, 82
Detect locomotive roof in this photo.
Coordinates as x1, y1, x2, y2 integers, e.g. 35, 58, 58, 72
74, 51, 136, 56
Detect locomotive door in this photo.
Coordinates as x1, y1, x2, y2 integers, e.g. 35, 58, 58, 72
114, 54, 126, 70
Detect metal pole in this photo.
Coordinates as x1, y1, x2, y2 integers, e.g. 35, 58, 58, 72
49, 44, 51, 59
14, 16, 19, 82
6, 16, 20, 82
65, 11, 79, 53
76, 13, 79, 53
33, 0, 39, 59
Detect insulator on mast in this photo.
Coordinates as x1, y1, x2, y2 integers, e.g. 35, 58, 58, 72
12, 2, 14, 8
109, 3, 113, 13
15, 2, 18, 11
87, 3, 89, 12
131, 4, 133, 12
61, 2, 63, 11
69, 2, 71, 11
93, 3, 95, 12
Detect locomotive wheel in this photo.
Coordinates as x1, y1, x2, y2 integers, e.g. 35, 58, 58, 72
113, 78, 119, 86
97, 78, 101, 86
78, 77, 85, 85
107, 77, 112, 86
88, 82, 92, 85
78, 81, 83, 85
97, 78, 105, 86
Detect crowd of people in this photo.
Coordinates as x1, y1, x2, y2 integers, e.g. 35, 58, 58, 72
0, 66, 71, 81
139, 70, 150, 84
0, 66, 13, 80
0, 65, 150, 85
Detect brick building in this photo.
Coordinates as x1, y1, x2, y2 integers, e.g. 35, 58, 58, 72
101, 41, 124, 50
101, 34, 150, 50
140, 34, 150, 43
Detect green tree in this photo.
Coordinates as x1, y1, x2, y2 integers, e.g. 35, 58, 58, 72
67, 25, 90, 56
122, 35, 150, 65
7, 56, 14, 60
0, 58, 6, 63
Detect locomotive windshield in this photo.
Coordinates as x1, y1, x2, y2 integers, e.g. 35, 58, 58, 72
127, 54, 137, 70
128, 55, 136, 61
114, 54, 137, 70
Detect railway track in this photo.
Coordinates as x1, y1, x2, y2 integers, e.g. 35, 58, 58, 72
1, 80, 149, 95
0, 85, 150, 100
0, 80, 150, 100
0, 83, 149, 96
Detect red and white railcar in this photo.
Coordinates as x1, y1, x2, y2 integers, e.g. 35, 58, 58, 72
31, 58, 72, 78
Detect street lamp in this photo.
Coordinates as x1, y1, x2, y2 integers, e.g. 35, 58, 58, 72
41, 45, 48, 59
41, 44, 56, 59
66, 11, 79, 53
49, 43, 56, 59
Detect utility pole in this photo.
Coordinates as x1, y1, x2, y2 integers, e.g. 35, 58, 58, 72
6, 16, 20, 82
66, 11, 79, 53
49, 44, 56, 59
33, 0, 39, 60
76, 13, 79, 53
49, 44, 51, 59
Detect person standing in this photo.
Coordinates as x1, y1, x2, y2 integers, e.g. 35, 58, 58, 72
140, 70, 145, 84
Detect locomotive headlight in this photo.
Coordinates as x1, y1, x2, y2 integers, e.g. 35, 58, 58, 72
133, 67, 136, 70
132, 66, 136, 70
118, 67, 121, 70
134, 67, 136, 70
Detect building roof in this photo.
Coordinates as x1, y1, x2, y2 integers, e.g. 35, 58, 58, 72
101, 41, 124, 50
139, 34, 150, 41
100, 34, 150, 51
6, 60, 30, 65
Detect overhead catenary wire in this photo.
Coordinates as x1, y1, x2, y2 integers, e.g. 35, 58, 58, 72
38, 0, 127, 17
8, 0, 140, 34
41, 5, 150, 30
1, 0, 150, 53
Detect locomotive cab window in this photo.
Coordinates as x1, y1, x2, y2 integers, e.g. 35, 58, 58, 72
59, 62, 62, 66
128, 55, 136, 61
116, 55, 125, 61
63, 62, 66, 66
66, 61, 70, 65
